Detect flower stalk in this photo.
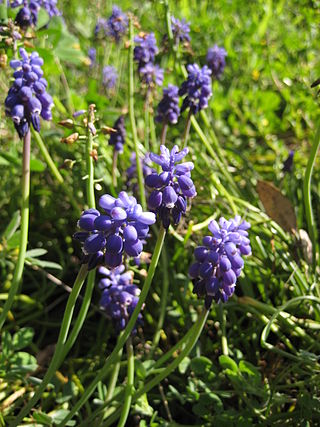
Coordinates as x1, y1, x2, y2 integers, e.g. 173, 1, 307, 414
58, 226, 166, 426
0, 130, 31, 330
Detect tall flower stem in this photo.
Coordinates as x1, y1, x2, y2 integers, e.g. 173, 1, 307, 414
86, 106, 96, 209
128, 16, 146, 210
58, 227, 167, 427
112, 149, 118, 188
218, 303, 229, 356
149, 245, 169, 357
0, 130, 31, 330
11, 264, 89, 426
103, 308, 209, 427
303, 120, 320, 269
182, 109, 192, 149
32, 129, 80, 216
117, 338, 134, 427
160, 122, 168, 146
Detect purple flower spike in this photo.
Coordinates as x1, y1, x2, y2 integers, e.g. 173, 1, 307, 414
189, 216, 251, 307
109, 116, 126, 153
171, 16, 191, 43
206, 45, 227, 79
146, 145, 196, 228
134, 32, 159, 68
156, 84, 180, 125
102, 65, 118, 90
139, 63, 164, 88
4, 48, 52, 138
74, 192, 156, 269
11, 0, 61, 29
179, 63, 212, 114
99, 266, 143, 333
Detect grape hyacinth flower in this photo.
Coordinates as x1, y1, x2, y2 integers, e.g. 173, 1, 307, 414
156, 84, 180, 125
109, 116, 126, 153
106, 5, 128, 42
10, 0, 61, 29
179, 63, 212, 114
139, 63, 164, 88
88, 47, 96, 67
99, 265, 143, 332
146, 145, 196, 228
189, 216, 251, 308
282, 150, 295, 173
4, 48, 53, 138
74, 192, 156, 269
171, 16, 191, 43
102, 65, 118, 91
206, 45, 227, 79
134, 32, 159, 69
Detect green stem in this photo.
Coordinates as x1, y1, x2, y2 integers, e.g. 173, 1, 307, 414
0, 130, 31, 330
128, 17, 146, 210
182, 110, 192, 149
57, 269, 96, 366
58, 227, 166, 427
32, 129, 80, 216
218, 304, 228, 356
104, 308, 209, 426
303, 120, 320, 269
11, 264, 89, 426
86, 113, 96, 209
149, 245, 169, 357
160, 122, 168, 146
112, 149, 118, 188
117, 338, 134, 427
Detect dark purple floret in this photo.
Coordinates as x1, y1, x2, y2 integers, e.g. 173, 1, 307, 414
206, 45, 227, 79
171, 16, 190, 43
282, 150, 295, 173
109, 116, 126, 153
99, 265, 143, 332
106, 5, 128, 42
102, 65, 118, 90
74, 192, 156, 269
10, 0, 60, 29
146, 145, 196, 228
189, 216, 251, 307
156, 84, 180, 124
179, 63, 212, 114
88, 47, 96, 67
139, 63, 164, 88
4, 48, 53, 138
134, 32, 159, 69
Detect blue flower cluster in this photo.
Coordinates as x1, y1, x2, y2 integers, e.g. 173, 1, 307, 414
189, 216, 251, 308
74, 191, 156, 269
88, 47, 96, 67
95, 6, 128, 42
206, 45, 227, 79
146, 145, 196, 228
102, 65, 118, 90
134, 32, 163, 89
99, 265, 143, 332
109, 116, 126, 153
9, 0, 60, 29
179, 63, 212, 114
139, 63, 164, 88
171, 16, 190, 43
5, 48, 53, 138
156, 84, 180, 125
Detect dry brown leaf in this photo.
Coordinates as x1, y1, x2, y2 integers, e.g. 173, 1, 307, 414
257, 180, 297, 233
